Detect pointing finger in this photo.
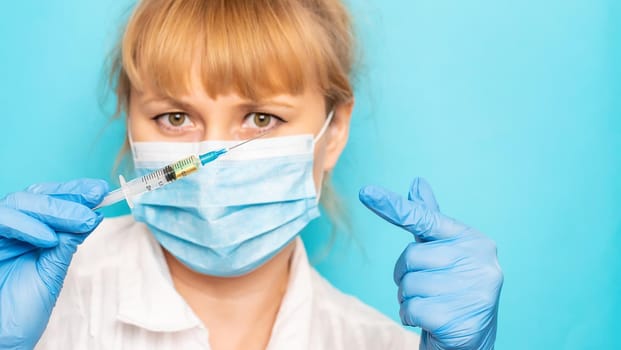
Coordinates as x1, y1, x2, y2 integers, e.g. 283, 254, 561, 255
359, 185, 465, 242
408, 177, 440, 212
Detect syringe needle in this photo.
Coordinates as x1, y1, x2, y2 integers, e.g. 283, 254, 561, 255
199, 130, 273, 165
226, 130, 273, 152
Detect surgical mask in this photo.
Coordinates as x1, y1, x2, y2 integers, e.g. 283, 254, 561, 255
129, 111, 334, 277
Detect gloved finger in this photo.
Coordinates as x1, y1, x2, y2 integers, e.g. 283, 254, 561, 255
26, 178, 109, 208
399, 296, 426, 328
399, 295, 461, 331
359, 185, 466, 241
37, 231, 92, 297
397, 270, 457, 302
0, 206, 58, 247
393, 240, 464, 285
393, 241, 462, 284
0, 192, 103, 234
0, 237, 39, 261
407, 177, 440, 212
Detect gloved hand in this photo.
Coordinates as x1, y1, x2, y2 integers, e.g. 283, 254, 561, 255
359, 178, 503, 350
0, 179, 108, 349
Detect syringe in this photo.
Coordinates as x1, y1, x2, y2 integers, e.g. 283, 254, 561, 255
94, 132, 269, 210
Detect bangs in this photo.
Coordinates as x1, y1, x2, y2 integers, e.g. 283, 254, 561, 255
121, 0, 337, 101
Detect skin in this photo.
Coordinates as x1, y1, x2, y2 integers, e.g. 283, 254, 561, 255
128, 75, 353, 350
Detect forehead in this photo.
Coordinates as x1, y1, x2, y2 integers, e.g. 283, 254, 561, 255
122, 0, 333, 105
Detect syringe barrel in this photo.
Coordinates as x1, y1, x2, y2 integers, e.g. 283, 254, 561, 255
139, 154, 202, 192
94, 155, 203, 210
171, 154, 202, 179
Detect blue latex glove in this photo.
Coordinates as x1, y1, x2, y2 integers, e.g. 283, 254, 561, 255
0, 179, 108, 349
359, 178, 503, 350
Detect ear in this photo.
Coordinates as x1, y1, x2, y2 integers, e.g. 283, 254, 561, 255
322, 99, 354, 172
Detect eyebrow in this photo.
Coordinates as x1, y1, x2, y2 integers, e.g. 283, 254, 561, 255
140, 96, 296, 110
237, 100, 295, 109
141, 96, 188, 109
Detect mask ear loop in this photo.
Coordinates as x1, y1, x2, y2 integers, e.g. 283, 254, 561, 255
121, 123, 136, 208
313, 109, 335, 143
313, 109, 336, 202
127, 121, 138, 155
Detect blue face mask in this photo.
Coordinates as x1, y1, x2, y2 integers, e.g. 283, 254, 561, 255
129, 112, 333, 277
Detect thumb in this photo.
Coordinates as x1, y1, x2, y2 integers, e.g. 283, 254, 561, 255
36, 213, 102, 298
408, 177, 440, 212
359, 184, 465, 241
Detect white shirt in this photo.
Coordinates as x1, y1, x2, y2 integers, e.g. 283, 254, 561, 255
36, 216, 420, 349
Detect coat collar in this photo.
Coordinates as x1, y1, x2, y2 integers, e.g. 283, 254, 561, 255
116, 222, 202, 332
115, 222, 313, 350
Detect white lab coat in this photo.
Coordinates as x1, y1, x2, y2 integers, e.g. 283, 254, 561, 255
36, 216, 420, 349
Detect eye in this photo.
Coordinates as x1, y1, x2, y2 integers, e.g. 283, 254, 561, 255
153, 112, 194, 131
167, 113, 187, 126
253, 113, 271, 128
242, 112, 285, 130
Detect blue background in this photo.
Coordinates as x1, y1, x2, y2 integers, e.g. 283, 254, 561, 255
1, 1, 619, 349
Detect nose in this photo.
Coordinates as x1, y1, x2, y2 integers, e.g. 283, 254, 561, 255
201, 122, 235, 141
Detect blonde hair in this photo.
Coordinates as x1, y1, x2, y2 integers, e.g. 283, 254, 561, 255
108, 0, 356, 233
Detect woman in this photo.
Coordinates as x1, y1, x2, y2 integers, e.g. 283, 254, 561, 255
0, 0, 502, 349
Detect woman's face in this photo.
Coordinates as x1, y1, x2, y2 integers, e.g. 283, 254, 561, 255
128, 76, 353, 191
